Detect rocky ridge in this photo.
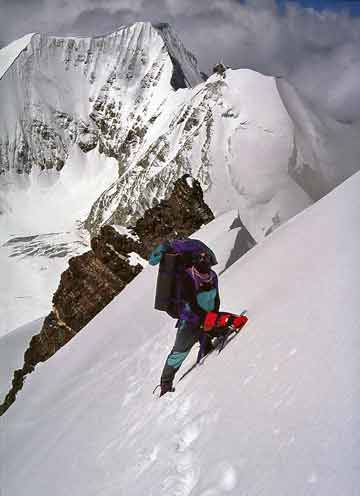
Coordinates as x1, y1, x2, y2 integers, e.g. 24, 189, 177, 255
0, 175, 214, 415
1, 22, 312, 244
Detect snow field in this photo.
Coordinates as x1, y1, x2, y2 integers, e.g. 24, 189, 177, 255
0, 146, 118, 336
2, 172, 360, 495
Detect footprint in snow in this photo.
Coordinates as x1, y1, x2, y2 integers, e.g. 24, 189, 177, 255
161, 451, 200, 496
176, 421, 201, 452
121, 384, 142, 406
175, 408, 218, 452
135, 445, 159, 475
161, 415, 207, 495
199, 461, 238, 495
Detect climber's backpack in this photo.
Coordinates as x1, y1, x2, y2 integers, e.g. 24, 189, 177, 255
150, 238, 217, 319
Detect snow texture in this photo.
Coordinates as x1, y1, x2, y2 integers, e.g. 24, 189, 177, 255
128, 252, 148, 268
2, 172, 360, 496
0, 33, 34, 80
112, 225, 140, 242
0, 145, 118, 336
0, 318, 43, 400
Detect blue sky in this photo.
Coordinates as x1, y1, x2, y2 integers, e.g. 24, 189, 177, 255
278, 0, 360, 15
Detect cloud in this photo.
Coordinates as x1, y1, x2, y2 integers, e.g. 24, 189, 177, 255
1, 0, 360, 123
0, 0, 49, 42
66, 7, 135, 36
1, 0, 44, 4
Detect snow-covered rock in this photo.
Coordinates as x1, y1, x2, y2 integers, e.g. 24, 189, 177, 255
85, 68, 313, 240
0, 22, 203, 335
0, 22, 202, 176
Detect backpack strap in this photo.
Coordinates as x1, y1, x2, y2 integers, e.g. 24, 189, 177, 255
185, 266, 215, 292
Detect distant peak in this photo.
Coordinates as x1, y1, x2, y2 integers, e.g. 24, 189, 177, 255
153, 23, 202, 89
0, 33, 36, 80
153, 22, 171, 31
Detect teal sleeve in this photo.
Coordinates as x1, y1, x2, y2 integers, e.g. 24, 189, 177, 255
148, 241, 170, 266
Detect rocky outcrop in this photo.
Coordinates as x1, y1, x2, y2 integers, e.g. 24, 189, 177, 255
213, 62, 227, 78
0, 175, 214, 415
133, 174, 213, 252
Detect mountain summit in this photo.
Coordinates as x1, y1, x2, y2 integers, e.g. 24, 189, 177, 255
0, 22, 203, 176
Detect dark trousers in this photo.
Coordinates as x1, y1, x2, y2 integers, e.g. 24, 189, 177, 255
160, 321, 212, 386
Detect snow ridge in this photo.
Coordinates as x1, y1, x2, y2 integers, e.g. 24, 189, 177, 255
0, 33, 35, 80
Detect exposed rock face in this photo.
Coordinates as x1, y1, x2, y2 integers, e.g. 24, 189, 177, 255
0, 175, 214, 415
0, 22, 202, 176
133, 174, 214, 253
213, 62, 227, 78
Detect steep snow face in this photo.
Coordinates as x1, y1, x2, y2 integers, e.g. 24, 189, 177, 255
0, 317, 43, 400
3, 173, 360, 496
154, 23, 203, 88
86, 69, 312, 240
277, 77, 360, 199
0, 33, 35, 79
0, 22, 202, 176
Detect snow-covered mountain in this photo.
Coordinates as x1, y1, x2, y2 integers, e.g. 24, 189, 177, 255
85, 68, 312, 240
0, 23, 202, 175
1, 20, 360, 339
277, 77, 360, 200
0, 21, 309, 240
3, 168, 360, 496
0, 22, 203, 335
2, 20, 360, 493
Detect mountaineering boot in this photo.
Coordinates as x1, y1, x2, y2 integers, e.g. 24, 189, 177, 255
160, 383, 175, 397
203, 336, 214, 355
196, 333, 215, 363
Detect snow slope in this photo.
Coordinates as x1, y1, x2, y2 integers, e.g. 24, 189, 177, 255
277, 77, 360, 199
0, 147, 118, 336
0, 34, 34, 79
2, 172, 360, 495
0, 318, 43, 401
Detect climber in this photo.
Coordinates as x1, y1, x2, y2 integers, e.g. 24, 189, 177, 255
149, 242, 220, 397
